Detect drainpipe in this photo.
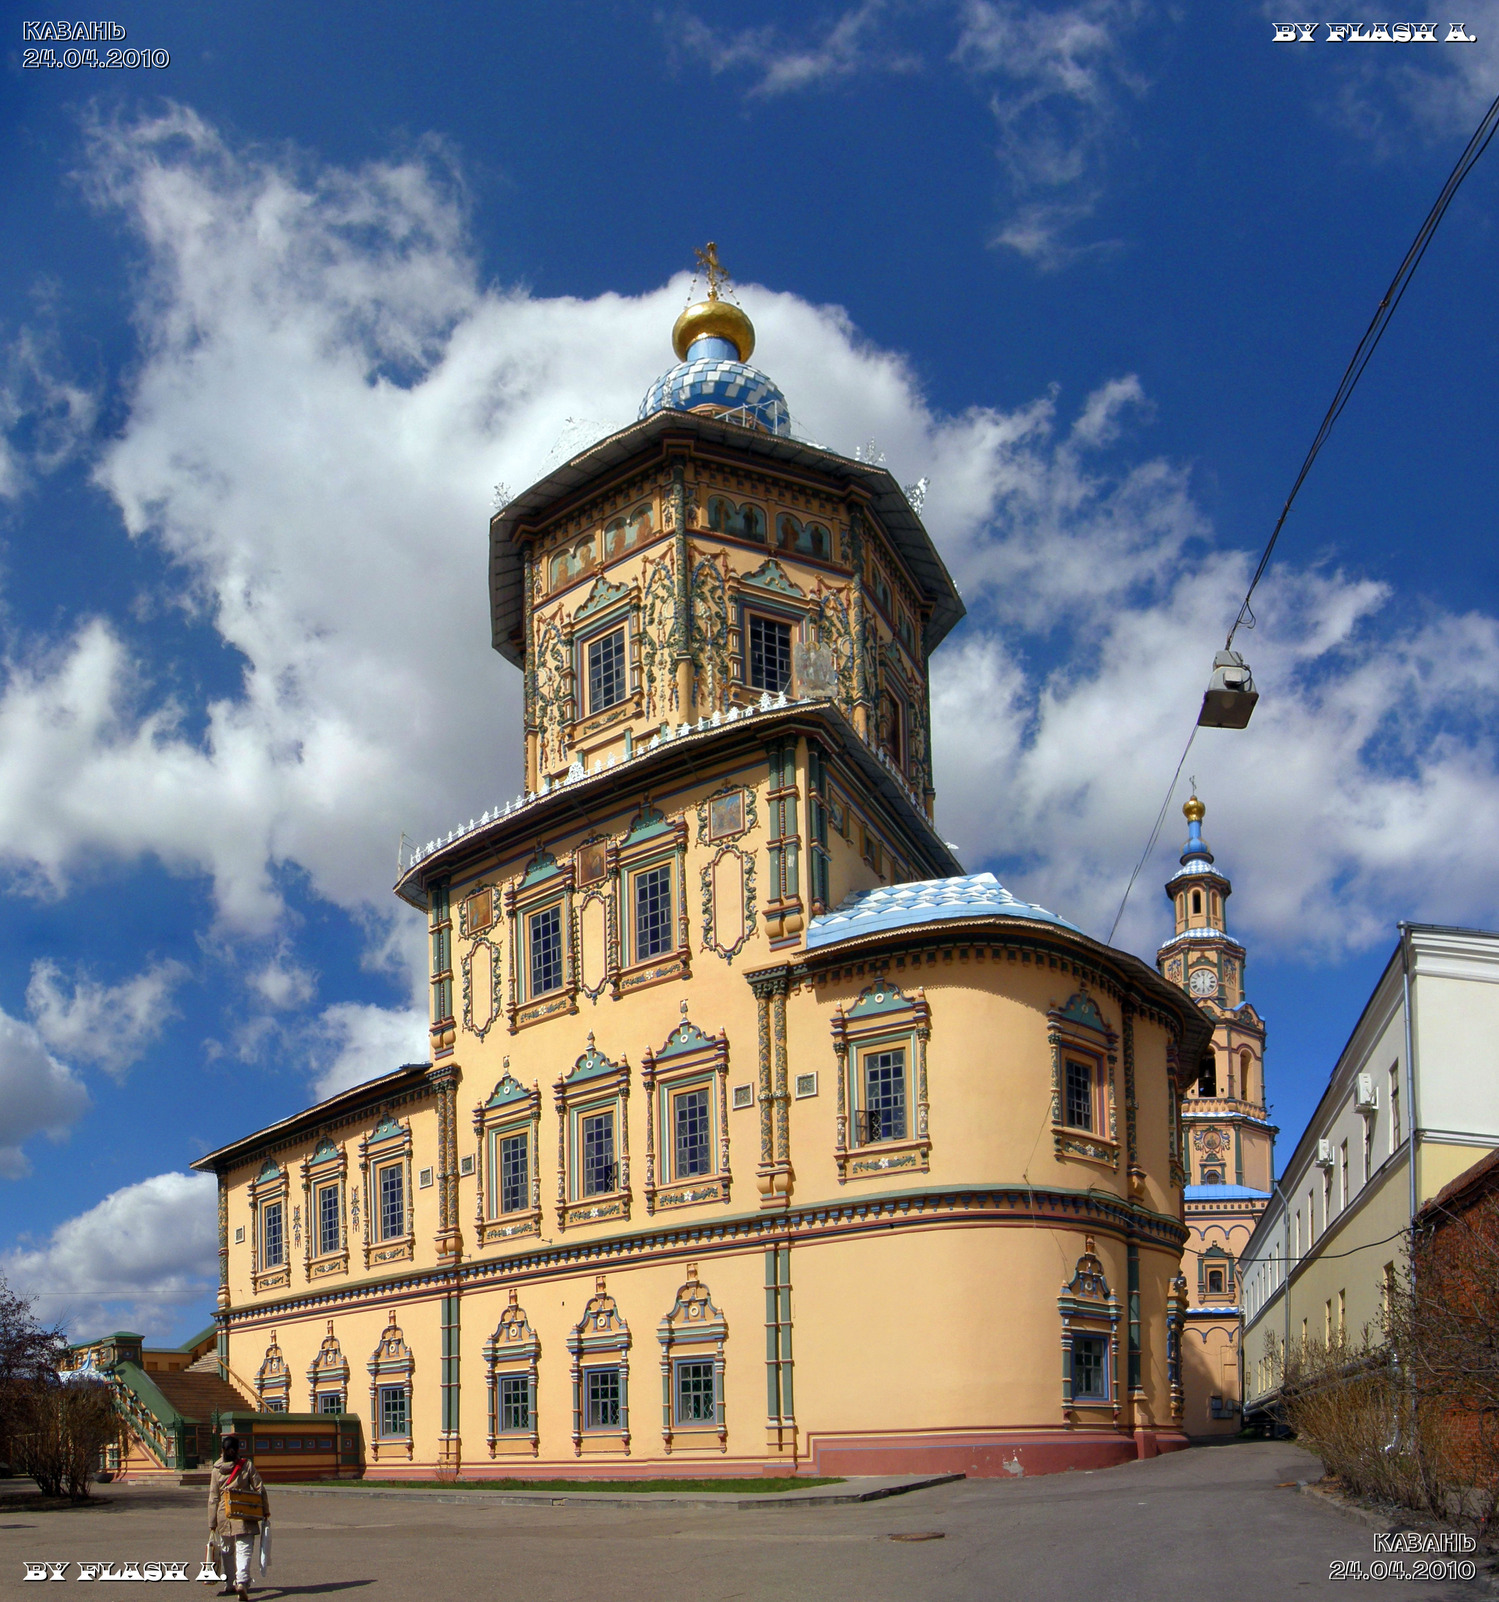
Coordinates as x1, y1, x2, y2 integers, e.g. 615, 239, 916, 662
1398, 923, 1419, 1242
1271, 1173, 1293, 1429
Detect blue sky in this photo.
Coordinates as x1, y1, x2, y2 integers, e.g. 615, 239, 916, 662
2, 1, 1496, 1342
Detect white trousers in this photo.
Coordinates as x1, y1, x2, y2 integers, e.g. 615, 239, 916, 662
220, 1534, 253, 1585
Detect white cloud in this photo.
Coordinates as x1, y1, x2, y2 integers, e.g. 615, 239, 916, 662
674, 1, 920, 97
247, 952, 317, 1011
0, 1008, 90, 1179
27, 957, 189, 1081
954, 0, 1147, 266
2, 1170, 217, 1339
310, 1001, 428, 1099
0, 325, 100, 500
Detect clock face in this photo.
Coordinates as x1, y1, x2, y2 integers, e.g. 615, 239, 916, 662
1189, 967, 1219, 998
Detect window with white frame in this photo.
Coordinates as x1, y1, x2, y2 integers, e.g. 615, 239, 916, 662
671, 1086, 712, 1179
498, 1131, 529, 1214
584, 1366, 621, 1429
674, 1358, 715, 1424
581, 1110, 616, 1197
747, 614, 792, 693
857, 1046, 907, 1145
1064, 1059, 1094, 1131
499, 1374, 531, 1432
1071, 1335, 1107, 1400
379, 1384, 408, 1439
586, 626, 627, 714
317, 1183, 339, 1256
529, 904, 564, 997
262, 1201, 285, 1269
378, 1163, 405, 1241
632, 863, 673, 962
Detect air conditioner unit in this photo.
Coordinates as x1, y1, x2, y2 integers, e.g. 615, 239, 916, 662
1355, 1073, 1378, 1113
1315, 1138, 1334, 1168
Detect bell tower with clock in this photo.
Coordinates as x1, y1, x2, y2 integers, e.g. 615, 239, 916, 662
1157, 795, 1275, 1436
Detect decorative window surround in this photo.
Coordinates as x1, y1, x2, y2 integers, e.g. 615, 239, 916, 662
504, 849, 578, 1032
657, 1264, 727, 1454
429, 880, 455, 1056
367, 1309, 415, 1462
359, 1112, 415, 1270
641, 1020, 731, 1215
483, 1288, 540, 1458
300, 1137, 348, 1284
307, 1319, 349, 1412
473, 1072, 543, 1246
249, 1159, 291, 1295
614, 804, 690, 996
555, 1036, 632, 1231
830, 981, 931, 1183
568, 1275, 631, 1457
1058, 1238, 1122, 1426
255, 1330, 290, 1410
1048, 993, 1120, 1171
566, 581, 644, 747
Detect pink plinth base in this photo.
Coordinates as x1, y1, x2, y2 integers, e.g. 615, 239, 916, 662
807, 1428, 1192, 1478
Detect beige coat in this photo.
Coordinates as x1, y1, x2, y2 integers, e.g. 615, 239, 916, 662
207, 1457, 268, 1538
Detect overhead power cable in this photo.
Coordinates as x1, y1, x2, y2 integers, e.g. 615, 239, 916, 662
1105, 87, 1499, 949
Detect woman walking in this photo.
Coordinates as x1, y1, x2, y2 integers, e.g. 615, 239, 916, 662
207, 1434, 269, 1600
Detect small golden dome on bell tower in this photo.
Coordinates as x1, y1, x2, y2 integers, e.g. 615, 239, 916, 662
1183, 795, 1206, 825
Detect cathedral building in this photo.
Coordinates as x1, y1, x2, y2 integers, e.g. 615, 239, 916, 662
1156, 798, 1275, 1435
193, 258, 1213, 1480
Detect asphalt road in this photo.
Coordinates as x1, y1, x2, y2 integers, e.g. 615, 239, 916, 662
0, 1441, 1482, 1600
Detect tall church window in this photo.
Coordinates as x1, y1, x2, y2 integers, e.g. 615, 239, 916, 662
1192, 889, 1202, 916
632, 863, 673, 961
587, 628, 626, 713
748, 615, 792, 693
581, 1111, 616, 1196
529, 905, 564, 997
858, 1047, 907, 1144
1065, 1060, 1094, 1131
261, 1201, 285, 1269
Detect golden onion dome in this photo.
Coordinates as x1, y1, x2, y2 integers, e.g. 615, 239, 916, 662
672, 296, 755, 363
1183, 796, 1206, 824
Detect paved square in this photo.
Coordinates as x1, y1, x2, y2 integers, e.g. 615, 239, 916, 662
0, 1443, 1481, 1600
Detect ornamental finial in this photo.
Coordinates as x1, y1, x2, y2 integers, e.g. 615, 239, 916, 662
694, 240, 730, 299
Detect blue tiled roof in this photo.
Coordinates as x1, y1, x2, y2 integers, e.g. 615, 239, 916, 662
805, 872, 1079, 951
638, 358, 791, 436
1184, 1184, 1271, 1201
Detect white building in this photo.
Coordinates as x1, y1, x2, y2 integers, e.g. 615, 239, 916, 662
1242, 923, 1499, 1413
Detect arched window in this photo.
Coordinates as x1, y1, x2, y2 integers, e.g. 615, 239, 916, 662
1192, 889, 1202, 916
1208, 1269, 1224, 1293
1240, 1049, 1253, 1099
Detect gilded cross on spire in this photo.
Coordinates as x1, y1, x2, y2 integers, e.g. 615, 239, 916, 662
695, 241, 730, 299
